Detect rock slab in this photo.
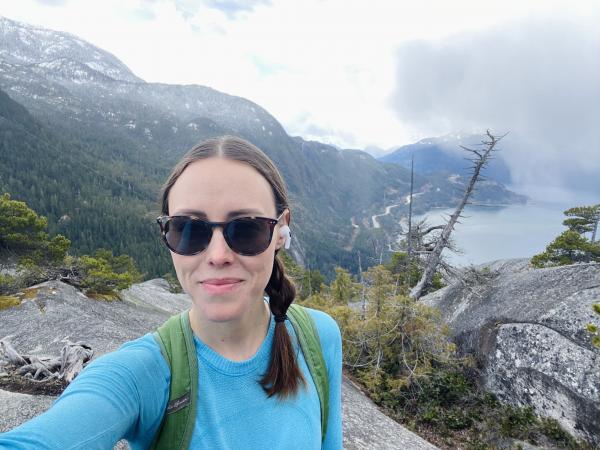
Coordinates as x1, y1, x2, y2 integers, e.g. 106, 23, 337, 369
423, 259, 600, 446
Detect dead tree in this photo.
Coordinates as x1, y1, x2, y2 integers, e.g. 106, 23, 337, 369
393, 217, 459, 269
410, 130, 506, 300
0, 337, 93, 382
591, 209, 599, 244
407, 155, 415, 264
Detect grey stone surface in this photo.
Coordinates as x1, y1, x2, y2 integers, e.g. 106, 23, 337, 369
0, 389, 55, 432
119, 278, 191, 316
1, 279, 437, 449
422, 259, 600, 446
342, 378, 438, 450
0, 280, 189, 358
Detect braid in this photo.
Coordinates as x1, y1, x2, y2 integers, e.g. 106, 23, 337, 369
260, 253, 306, 398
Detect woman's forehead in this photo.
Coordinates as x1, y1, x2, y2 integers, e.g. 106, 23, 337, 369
168, 158, 277, 216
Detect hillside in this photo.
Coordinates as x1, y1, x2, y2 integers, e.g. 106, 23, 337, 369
0, 16, 525, 277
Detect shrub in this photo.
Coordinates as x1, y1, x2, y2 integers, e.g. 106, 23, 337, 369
586, 303, 600, 348
0, 295, 20, 310
162, 272, 182, 293
76, 249, 142, 297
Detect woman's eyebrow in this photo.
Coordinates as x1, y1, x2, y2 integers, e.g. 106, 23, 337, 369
226, 209, 266, 218
171, 209, 206, 219
172, 209, 266, 218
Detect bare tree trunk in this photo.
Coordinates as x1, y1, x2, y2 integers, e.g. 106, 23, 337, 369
0, 338, 92, 382
410, 130, 505, 299
358, 251, 366, 320
406, 155, 414, 285
307, 260, 312, 297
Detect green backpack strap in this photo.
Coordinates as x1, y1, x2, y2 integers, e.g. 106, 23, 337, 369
151, 305, 329, 448
150, 311, 198, 450
287, 304, 330, 443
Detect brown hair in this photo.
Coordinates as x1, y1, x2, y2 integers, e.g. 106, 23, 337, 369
159, 135, 306, 398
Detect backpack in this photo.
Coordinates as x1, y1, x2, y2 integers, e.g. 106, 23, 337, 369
149, 304, 329, 449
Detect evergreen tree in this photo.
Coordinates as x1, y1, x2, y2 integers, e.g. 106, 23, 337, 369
0, 195, 141, 297
0, 192, 70, 265
330, 266, 357, 305
563, 205, 600, 242
532, 204, 600, 267
76, 249, 142, 297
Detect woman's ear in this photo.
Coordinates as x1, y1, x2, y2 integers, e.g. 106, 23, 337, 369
276, 210, 291, 250
279, 225, 291, 250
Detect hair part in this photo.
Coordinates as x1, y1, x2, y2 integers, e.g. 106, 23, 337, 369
159, 136, 287, 217
159, 135, 305, 398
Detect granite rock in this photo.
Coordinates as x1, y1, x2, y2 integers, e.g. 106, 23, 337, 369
422, 259, 600, 445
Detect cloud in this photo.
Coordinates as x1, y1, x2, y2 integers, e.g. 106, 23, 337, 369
126, 6, 156, 21
8, 0, 599, 160
33, 0, 68, 5
203, 0, 270, 16
389, 12, 600, 194
283, 112, 358, 149
173, 0, 270, 19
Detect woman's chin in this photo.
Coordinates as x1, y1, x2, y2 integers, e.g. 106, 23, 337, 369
192, 298, 250, 323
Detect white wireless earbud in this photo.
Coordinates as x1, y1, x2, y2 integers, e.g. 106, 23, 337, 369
279, 225, 292, 249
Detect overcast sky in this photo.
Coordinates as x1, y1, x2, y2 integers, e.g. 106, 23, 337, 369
2, 0, 599, 196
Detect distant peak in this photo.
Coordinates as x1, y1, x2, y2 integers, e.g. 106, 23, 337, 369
0, 15, 143, 84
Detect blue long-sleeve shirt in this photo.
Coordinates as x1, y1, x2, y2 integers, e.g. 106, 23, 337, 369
0, 307, 343, 449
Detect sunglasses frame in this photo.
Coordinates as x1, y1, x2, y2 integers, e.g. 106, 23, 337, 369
156, 212, 285, 256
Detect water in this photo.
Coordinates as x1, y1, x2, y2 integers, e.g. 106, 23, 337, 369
414, 199, 594, 267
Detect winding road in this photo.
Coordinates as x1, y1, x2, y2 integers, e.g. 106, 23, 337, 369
371, 204, 401, 228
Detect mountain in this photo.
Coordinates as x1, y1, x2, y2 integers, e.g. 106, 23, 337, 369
0, 16, 524, 277
380, 133, 513, 185
0, 88, 167, 276
0, 17, 141, 84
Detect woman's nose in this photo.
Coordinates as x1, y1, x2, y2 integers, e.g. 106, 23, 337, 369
205, 227, 235, 265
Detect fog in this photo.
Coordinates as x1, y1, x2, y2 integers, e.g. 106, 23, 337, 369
390, 12, 600, 199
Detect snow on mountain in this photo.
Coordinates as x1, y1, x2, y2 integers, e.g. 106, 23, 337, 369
0, 16, 142, 84
0, 15, 285, 144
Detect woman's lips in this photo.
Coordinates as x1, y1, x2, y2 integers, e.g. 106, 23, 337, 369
201, 279, 243, 295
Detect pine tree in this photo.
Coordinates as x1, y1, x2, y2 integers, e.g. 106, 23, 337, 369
532, 204, 600, 267
0, 192, 70, 265
330, 266, 357, 305
563, 205, 600, 243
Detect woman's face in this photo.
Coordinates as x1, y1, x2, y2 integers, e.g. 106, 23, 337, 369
167, 157, 288, 323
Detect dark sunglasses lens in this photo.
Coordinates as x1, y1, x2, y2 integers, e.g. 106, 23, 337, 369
165, 217, 211, 255
226, 218, 272, 255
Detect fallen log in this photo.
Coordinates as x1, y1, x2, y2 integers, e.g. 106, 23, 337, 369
0, 337, 93, 384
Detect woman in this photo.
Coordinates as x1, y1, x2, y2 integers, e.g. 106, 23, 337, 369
0, 136, 343, 449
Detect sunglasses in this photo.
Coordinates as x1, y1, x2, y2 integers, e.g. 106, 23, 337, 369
156, 212, 284, 256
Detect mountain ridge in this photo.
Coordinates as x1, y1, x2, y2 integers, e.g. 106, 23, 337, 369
0, 16, 525, 277
0, 16, 142, 84
379, 133, 513, 185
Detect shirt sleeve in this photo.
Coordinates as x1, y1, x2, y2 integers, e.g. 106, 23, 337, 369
307, 308, 343, 450
0, 334, 170, 450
